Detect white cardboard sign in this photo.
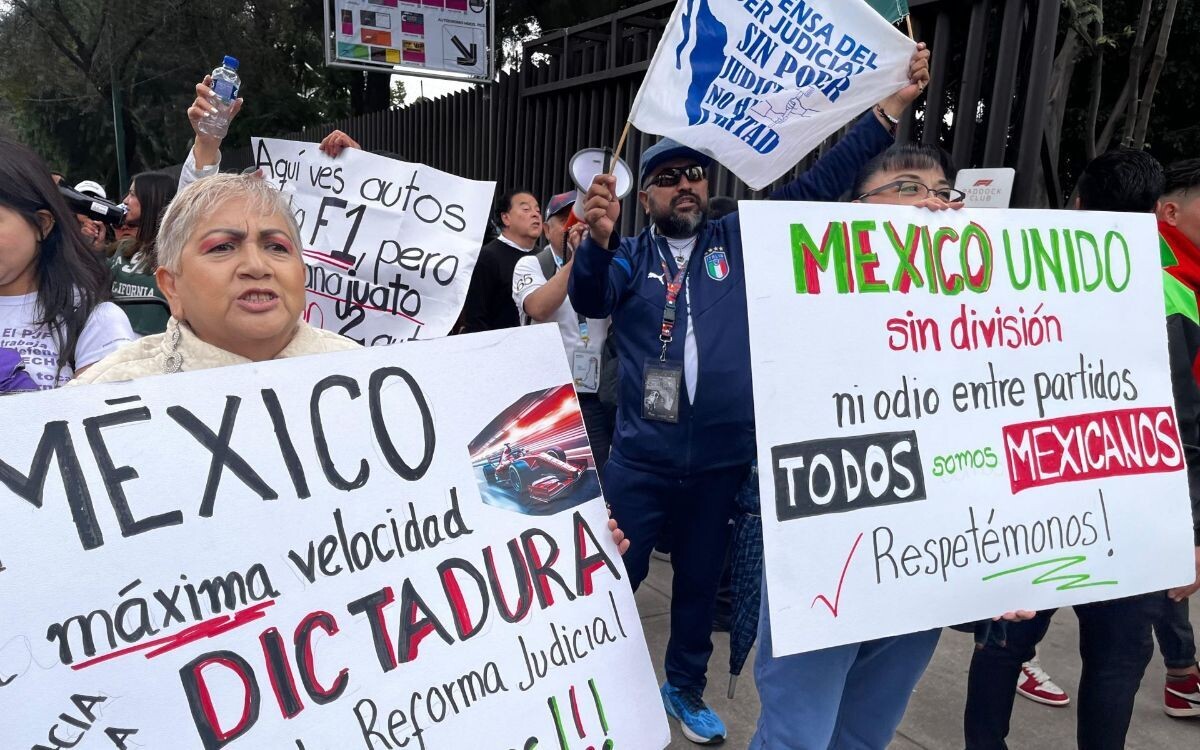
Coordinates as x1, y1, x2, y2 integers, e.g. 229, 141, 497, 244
252, 137, 495, 345
0, 326, 668, 750
740, 200, 1195, 656
955, 168, 1016, 209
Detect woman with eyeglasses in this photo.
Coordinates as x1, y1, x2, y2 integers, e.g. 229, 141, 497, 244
109, 171, 177, 335
852, 143, 966, 207
0, 137, 134, 393
750, 143, 1034, 750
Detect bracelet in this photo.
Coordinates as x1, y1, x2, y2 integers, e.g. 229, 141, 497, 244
875, 105, 900, 136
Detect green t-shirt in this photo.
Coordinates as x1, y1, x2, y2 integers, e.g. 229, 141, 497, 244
109, 251, 170, 336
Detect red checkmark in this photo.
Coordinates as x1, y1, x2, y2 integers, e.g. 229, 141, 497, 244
811, 532, 865, 617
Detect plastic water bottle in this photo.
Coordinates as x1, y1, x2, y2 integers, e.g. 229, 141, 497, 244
197, 55, 240, 138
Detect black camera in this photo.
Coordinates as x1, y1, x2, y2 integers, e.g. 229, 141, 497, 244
58, 184, 128, 227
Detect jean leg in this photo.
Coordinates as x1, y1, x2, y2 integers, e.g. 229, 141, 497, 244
963, 610, 1056, 750
751, 579, 861, 750
1153, 592, 1197, 670
829, 628, 942, 750
1074, 595, 1156, 750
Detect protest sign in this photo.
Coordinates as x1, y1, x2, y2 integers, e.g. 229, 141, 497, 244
252, 137, 495, 345
628, 0, 914, 190
740, 200, 1196, 656
0, 326, 669, 750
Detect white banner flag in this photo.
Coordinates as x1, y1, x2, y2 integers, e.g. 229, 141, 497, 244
252, 138, 495, 345
629, 0, 915, 189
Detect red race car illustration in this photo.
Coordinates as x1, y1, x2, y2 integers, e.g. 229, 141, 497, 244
482, 443, 589, 501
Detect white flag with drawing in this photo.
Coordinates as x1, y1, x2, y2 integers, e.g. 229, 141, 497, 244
628, 0, 915, 189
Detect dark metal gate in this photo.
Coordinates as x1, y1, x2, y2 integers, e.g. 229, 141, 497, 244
285, 0, 1063, 232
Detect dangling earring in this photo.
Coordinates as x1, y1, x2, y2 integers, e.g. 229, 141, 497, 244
163, 322, 183, 374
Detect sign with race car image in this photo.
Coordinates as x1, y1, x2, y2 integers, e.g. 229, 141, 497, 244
0, 326, 670, 750
252, 137, 495, 346
740, 200, 1196, 656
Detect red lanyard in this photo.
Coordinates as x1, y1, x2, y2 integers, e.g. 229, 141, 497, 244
658, 255, 688, 360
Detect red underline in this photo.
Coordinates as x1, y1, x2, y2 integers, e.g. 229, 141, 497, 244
70, 600, 276, 671
305, 288, 424, 326
303, 249, 353, 270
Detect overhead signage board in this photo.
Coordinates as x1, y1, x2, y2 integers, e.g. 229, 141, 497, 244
325, 0, 494, 84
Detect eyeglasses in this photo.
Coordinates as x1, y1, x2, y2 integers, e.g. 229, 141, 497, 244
647, 165, 706, 188
857, 180, 966, 203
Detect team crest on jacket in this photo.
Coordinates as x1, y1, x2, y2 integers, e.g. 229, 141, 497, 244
705, 247, 730, 281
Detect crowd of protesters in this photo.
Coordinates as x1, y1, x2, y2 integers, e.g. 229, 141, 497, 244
2, 35, 1199, 750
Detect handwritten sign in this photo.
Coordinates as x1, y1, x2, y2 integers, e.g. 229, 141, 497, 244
252, 137, 495, 345
628, 0, 914, 189
740, 201, 1196, 655
0, 326, 669, 749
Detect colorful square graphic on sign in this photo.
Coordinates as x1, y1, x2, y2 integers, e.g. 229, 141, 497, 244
337, 42, 370, 59
361, 9, 391, 28
340, 9, 354, 36
469, 384, 601, 516
403, 39, 426, 63
445, 0, 469, 10
361, 28, 393, 46
370, 0, 400, 6
370, 46, 402, 64
401, 11, 424, 34
423, 0, 445, 7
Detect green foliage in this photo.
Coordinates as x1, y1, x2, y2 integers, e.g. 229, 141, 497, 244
0, 0, 403, 191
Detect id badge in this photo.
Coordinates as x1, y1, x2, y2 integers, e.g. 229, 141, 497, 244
642, 358, 683, 424
572, 349, 601, 393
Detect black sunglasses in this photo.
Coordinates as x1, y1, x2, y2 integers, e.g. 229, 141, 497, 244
647, 164, 707, 188
858, 180, 966, 203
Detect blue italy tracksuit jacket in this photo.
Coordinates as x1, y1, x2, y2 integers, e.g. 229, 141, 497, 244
569, 114, 893, 477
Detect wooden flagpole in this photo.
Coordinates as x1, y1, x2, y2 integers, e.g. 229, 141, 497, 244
609, 121, 632, 176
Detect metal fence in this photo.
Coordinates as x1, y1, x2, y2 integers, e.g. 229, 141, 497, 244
279, 0, 1063, 233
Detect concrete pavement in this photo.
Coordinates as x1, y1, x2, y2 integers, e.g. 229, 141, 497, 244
637, 557, 1200, 749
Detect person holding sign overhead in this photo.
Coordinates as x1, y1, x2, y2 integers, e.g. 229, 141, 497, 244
570, 46, 932, 744
746, 142, 1016, 750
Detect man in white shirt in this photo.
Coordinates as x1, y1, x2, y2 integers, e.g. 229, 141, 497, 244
513, 192, 614, 476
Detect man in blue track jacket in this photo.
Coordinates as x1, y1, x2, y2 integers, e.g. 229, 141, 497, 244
568, 46, 931, 744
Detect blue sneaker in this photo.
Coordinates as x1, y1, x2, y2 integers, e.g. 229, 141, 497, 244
661, 682, 726, 745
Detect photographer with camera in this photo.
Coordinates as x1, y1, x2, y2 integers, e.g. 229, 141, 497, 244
0, 137, 133, 392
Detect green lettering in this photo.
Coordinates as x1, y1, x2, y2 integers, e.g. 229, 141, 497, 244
850, 220, 888, 293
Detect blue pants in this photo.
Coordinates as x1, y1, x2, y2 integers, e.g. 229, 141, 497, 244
751, 581, 941, 749
603, 454, 745, 693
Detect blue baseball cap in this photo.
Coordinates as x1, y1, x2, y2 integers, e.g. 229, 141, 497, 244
544, 191, 576, 220
639, 138, 712, 187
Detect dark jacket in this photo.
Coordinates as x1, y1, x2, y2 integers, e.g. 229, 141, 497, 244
569, 114, 893, 476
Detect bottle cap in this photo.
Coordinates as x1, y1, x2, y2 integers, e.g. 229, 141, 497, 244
223, 55, 240, 70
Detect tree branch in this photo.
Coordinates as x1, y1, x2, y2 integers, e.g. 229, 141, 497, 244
1085, 1, 1104, 160
1131, 0, 1178, 147
11, 0, 91, 76
1122, 0, 1154, 146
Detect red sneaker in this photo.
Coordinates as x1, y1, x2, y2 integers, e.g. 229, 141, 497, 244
1164, 673, 1200, 718
1016, 658, 1071, 707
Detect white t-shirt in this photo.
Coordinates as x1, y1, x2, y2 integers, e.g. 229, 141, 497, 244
0, 293, 135, 389
512, 253, 610, 393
